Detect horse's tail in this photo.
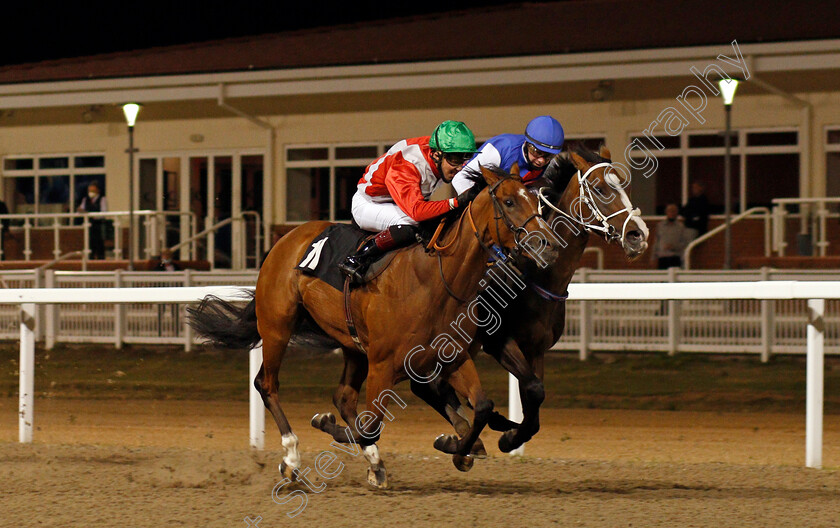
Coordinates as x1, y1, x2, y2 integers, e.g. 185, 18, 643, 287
186, 290, 261, 350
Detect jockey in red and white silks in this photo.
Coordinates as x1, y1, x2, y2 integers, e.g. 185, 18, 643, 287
353, 136, 459, 231
339, 121, 479, 284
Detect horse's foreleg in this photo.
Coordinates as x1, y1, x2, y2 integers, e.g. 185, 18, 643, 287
410, 378, 487, 462
432, 359, 493, 459
492, 339, 545, 453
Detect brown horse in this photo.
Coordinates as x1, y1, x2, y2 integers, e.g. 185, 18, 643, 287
188, 166, 560, 488
382, 144, 649, 463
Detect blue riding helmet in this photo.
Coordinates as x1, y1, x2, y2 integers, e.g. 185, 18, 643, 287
524, 116, 565, 154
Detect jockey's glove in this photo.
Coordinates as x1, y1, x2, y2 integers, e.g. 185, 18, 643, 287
452, 185, 481, 210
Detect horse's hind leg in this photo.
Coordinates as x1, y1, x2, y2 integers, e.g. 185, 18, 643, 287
432, 358, 494, 459
313, 360, 396, 489
330, 348, 368, 427
255, 317, 301, 480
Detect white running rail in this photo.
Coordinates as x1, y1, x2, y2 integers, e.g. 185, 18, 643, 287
4, 282, 836, 468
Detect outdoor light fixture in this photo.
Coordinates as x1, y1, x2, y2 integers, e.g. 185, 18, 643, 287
718, 78, 740, 105
718, 79, 739, 269
122, 103, 141, 127
122, 103, 142, 270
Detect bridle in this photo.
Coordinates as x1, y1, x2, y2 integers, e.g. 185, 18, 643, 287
433, 176, 546, 301
538, 161, 642, 244
486, 178, 545, 252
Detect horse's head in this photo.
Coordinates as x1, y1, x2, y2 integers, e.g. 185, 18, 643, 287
541, 144, 648, 259
469, 166, 560, 268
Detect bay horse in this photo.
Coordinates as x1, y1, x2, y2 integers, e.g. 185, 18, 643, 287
188, 166, 560, 488
352, 144, 649, 466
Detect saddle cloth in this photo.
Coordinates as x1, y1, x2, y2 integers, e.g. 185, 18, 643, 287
295, 224, 369, 291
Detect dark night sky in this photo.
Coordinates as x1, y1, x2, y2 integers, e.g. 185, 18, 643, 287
0, 1, 528, 66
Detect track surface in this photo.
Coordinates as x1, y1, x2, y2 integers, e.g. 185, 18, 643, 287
2, 398, 840, 527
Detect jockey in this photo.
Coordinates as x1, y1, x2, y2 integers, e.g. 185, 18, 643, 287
338, 120, 480, 284
451, 115, 565, 194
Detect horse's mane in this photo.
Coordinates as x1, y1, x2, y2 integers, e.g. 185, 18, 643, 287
542, 142, 611, 194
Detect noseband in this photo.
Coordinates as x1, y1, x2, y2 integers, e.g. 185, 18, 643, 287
538, 162, 642, 244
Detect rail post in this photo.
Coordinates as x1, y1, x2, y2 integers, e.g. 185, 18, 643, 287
114, 269, 125, 349
508, 374, 524, 456
806, 298, 824, 469
667, 267, 680, 356
579, 268, 591, 361
250, 345, 265, 450
44, 270, 56, 350
183, 269, 193, 352
19, 303, 35, 443
760, 267, 773, 363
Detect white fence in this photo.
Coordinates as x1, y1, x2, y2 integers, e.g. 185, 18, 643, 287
1, 268, 837, 360
4, 281, 837, 468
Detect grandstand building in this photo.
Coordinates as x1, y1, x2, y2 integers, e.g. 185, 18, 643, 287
0, 0, 838, 269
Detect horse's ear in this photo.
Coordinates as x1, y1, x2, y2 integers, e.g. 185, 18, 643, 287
509, 162, 521, 179
480, 165, 503, 186
569, 151, 589, 171
599, 145, 612, 160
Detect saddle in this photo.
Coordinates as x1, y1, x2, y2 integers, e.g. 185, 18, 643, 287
295, 224, 403, 290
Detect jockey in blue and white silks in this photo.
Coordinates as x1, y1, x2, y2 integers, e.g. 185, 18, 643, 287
452, 115, 565, 193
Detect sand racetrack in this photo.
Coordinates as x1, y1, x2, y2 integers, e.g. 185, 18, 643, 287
2, 398, 840, 528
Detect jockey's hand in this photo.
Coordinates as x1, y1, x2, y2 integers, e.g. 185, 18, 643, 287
454, 185, 481, 209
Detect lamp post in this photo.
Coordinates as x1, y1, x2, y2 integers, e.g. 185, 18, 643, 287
122, 103, 141, 271
719, 78, 739, 270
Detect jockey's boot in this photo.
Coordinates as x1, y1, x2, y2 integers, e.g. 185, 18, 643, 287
339, 225, 418, 284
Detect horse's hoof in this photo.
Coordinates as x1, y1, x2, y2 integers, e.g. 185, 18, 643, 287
367, 466, 388, 489
433, 433, 459, 455
498, 430, 519, 453
310, 412, 336, 431
279, 461, 297, 481
488, 411, 520, 432
470, 438, 488, 459
452, 454, 474, 472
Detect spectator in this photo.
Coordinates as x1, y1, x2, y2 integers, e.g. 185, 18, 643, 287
652, 203, 692, 269
680, 181, 710, 239
76, 183, 108, 259
155, 248, 180, 272
153, 248, 181, 333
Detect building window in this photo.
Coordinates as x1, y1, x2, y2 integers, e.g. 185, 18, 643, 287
285, 143, 392, 222
628, 128, 799, 215
2, 154, 106, 220
826, 127, 840, 212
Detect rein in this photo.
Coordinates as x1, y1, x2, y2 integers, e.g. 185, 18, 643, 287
433, 178, 539, 303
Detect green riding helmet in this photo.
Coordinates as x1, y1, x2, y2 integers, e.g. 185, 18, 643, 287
429, 121, 478, 153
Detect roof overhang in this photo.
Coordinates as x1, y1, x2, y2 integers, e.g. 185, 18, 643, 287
1, 39, 838, 110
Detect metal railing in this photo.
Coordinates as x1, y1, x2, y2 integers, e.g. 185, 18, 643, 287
683, 207, 771, 269
172, 211, 262, 269
0, 209, 261, 269
0, 210, 196, 262
772, 197, 840, 256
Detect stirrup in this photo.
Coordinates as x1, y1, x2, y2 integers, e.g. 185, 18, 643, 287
339, 257, 368, 284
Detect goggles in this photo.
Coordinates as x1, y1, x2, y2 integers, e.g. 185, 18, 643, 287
527, 143, 555, 160
442, 152, 474, 166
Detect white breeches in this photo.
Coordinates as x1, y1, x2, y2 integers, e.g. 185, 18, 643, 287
351, 192, 418, 232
